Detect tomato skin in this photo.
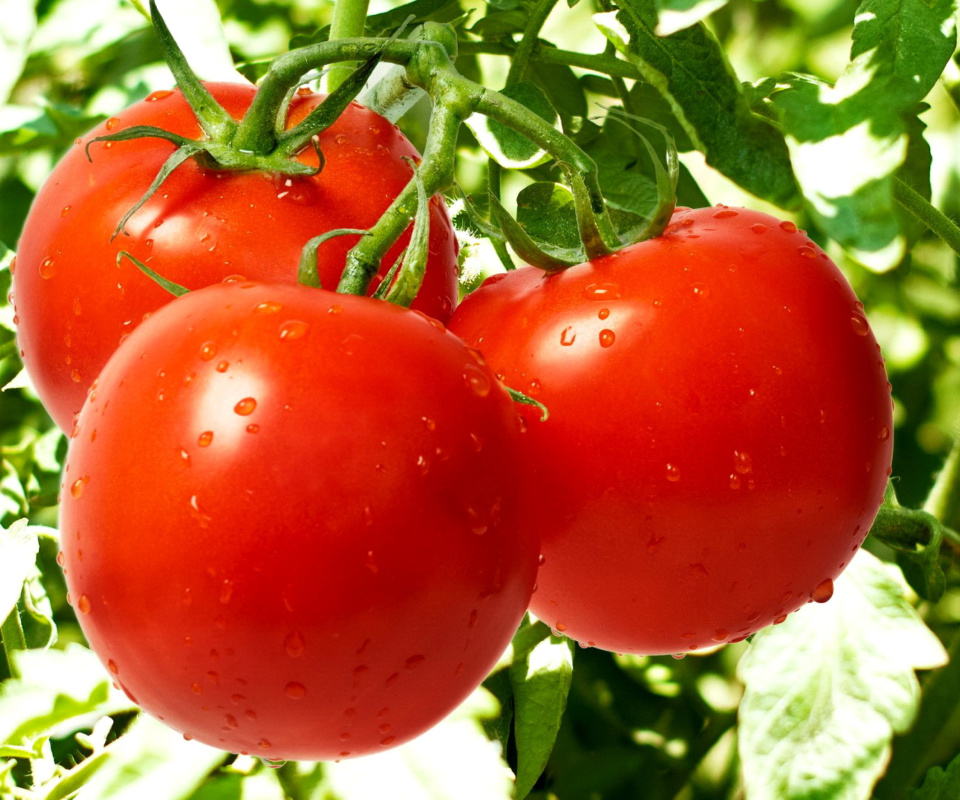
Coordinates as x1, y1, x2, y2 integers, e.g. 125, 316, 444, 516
448, 206, 893, 655
59, 284, 535, 760
14, 83, 459, 432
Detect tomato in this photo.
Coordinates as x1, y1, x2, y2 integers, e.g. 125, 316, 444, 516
448, 206, 894, 656
59, 283, 536, 760
13, 83, 459, 432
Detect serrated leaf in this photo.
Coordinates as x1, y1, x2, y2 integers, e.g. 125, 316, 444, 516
738, 550, 948, 800
0, 519, 38, 624
770, 0, 957, 271
326, 687, 513, 800
0, 644, 135, 744
596, 5, 799, 208
907, 751, 960, 800
655, 0, 728, 35
509, 631, 574, 799
465, 82, 560, 169
0, 0, 37, 106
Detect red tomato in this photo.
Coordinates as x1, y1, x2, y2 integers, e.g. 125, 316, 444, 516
449, 206, 893, 656
14, 83, 459, 432
59, 283, 536, 760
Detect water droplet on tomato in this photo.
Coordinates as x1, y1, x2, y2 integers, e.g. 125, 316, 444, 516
733, 451, 753, 475
405, 655, 425, 670
70, 476, 88, 498
224, 714, 238, 728
258, 739, 272, 750
340, 334, 364, 355
729, 474, 741, 490
711, 629, 728, 642
378, 723, 392, 734
528, 378, 542, 395
812, 578, 834, 603
200, 342, 218, 361
599, 329, 616, 348
691, 283, 710, 299
879, 425, 890, 441
107, 660, 119, 675
219, 579, 234, 604
713, 208, 738, 219
463, 364, 491, 398
285, 682, 307, 699
850, 313, 869, 336
215, 360, 229, 373
469, 609, 479, 628
279, 320, 309, 340
385, 672, 399, 687
198, 431, 214, 447
189, 495, 212, 528
779, 220, 798, 233
254, 301, 283, 314
555, 622, 567, 632
146, 90, 174, 102
78, 594, 91, 614
246, 424, 260, 434
234, 397, 257, 416
285, 631, 305, 657
750, 224, 768, 234
774, 614, 788, 625
583, 282, 621, 301
798, 245, 817, 259
560, 326, 576, 346
416, 454, 430, 476
665, 463, 680, 482
39, 258, 56, 279
380, 736, 396, 746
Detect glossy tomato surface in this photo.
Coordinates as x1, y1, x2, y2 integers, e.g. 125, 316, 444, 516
59, 284, 536, 760
14, 83, 459, 431
449, 206, 893, 656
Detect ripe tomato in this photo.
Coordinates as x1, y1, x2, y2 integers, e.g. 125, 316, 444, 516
14, 83, 459, 432
449, 206, 893, 655
59, 283, 536, 760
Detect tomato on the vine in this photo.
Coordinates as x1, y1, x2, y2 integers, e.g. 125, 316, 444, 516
59, 282, 536, 760
449, 206, 894, 656
14, 82, 459, 432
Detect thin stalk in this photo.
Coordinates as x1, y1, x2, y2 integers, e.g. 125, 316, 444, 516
327, 0, 372, 92
504, 0, 561, 86
893, 178, 960, 258
457, 42, 641, 80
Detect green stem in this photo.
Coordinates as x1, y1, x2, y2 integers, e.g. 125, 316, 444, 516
924, 438, 960, 532
337, 100, 462, 296
458, 41, 641, 80
874, 629, 960, 799
504, 0, 561, 86
327, 0, 372, 92
893, 178, 960, 258
232, 38, 420, 154
0, 605, 26, 681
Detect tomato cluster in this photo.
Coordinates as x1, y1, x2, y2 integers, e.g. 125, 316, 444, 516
14, 81, 892, 758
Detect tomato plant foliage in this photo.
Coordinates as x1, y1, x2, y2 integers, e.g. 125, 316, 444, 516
1, 0, 960, 798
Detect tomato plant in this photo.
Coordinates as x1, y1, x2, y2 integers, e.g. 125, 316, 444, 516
58, 281, 536, 760
12, 82, 459, 432
449, 206, 894, 656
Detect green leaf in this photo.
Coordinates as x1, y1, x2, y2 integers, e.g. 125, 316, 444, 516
465, 82, 560, 169
325, 687, 514, 800
0, 0, 37, 106
516, 182, 582, 251
71, 715, 226, 800
596, 5, 800, 208
655, 0, 729, 36
0, 644, 135, 745
510, 632, 574, 799
738, 550, 948, 800
0, 519, 38, 624
770, 0, 957, 271
907, 751, 960, 800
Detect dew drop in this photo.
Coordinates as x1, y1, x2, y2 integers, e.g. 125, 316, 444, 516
691, 283, 710, 299
254, 301, 283, 314
713, 208, 738, 219
198, 431, 214, 447
146, 89, 174, 102
733, 451, 753, 475
279, 320, 309, 340
797, 245, 817, 259
189, 495, 212, 528
328, 303, 343, 315
711, 629, 728, 642
380, 736, 396, 746
812, 578, 834, 603
234, 397, 257, 416
583, 282, 621, 300
39, 258, 57, 280
107, 660, 119, 675
879, 426, 890, 442
219, 579, 234, 604
405, 655, 425, 670
850, 313, 869, 336
246, 424, 259, 434
285, 631, 305, 657
215, 360, 229, 373
750, 224, 768, 234
77, 594, 91, 615
599, 329, 616, 348
555, 622, 567, 632
224, 714, 238, 728
258, 739, 272, 750
665, 463, 680, 482
463, 364, 491, 398
285, 682, 307, 699
538, 554, 546, 566
779, 220, 798, 233
469, 609, 479, 628
200, 342, 218, 361
729, 474, 741, 490
774, 614, 788, 625
71, 369, 82, 383
70, 476, 88, 498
